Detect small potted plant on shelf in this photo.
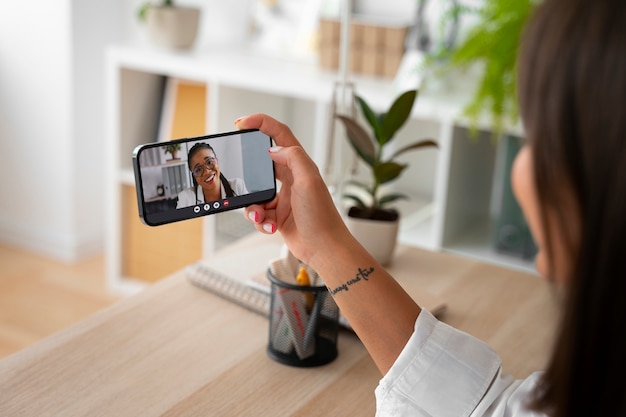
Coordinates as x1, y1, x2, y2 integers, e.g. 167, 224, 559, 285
164, 143, 182, 160
336, 89, 438, 265
137, 0, 201, 50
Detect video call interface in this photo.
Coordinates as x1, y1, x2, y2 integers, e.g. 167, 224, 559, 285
134, 130, 276, 226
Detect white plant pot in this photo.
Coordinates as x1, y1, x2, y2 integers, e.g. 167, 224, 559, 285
345, 214, 400, 266
146, 6, 201, 50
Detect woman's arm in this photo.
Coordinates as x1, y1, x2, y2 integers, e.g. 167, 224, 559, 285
236, 114, 420, 374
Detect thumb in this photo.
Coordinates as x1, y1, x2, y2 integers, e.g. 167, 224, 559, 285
267, 145, 324, 190
234, 113, 301, 148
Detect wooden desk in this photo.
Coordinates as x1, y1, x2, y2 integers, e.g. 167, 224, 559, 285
0, 234, 557, 416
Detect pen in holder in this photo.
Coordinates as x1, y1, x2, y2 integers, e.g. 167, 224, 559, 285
266, 259, 339, 367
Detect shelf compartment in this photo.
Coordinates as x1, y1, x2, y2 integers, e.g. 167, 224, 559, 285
442, 219, 536, 274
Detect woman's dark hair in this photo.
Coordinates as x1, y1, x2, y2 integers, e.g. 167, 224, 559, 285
187, 142, 236, 198
518, 0, 626, 415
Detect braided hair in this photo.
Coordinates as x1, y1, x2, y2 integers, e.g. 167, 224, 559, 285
187, 142, 236, 198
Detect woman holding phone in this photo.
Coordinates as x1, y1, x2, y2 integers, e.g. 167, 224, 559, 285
237, 0, 626, 415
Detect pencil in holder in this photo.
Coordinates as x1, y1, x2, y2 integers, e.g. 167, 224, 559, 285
266, 262, 339, 367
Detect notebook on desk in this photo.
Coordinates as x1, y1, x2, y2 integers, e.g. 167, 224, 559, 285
186, 242, 446, 330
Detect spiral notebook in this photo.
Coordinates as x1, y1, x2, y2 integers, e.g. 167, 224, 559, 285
186, 239, 284, 317
186, 261, 271, 317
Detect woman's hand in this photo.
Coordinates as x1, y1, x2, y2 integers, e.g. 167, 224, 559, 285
235, 113, 353, 268
235, 114, 421, 375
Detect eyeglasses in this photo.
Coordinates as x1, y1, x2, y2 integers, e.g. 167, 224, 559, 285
191, 157, 217, 177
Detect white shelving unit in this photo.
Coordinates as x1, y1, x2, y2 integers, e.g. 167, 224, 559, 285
105, 43, 535, 293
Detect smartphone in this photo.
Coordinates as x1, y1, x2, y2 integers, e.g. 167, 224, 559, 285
132, 129, 276, 226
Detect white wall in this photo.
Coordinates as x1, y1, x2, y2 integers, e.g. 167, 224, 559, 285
0, 1, 74, 260
0, 0, 122, 262
71, 0, 124, 259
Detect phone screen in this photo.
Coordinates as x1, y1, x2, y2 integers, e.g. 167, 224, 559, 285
132, 129, 276, 226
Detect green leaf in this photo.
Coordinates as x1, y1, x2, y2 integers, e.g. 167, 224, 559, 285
342, 193, 367, 208
356, 96, 382, 142
446, 0, 535, 133
378, 193, 408, 207
336, 115, 376, 167
374, 161, 407, 184
379, 90, 417, 146
137, 3, 150, 22
388, 139, 438, 160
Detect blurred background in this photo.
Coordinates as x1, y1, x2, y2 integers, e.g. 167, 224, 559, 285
4, 0, 536, 359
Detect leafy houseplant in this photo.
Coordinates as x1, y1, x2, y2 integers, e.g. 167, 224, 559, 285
164, 143, 181, 160
336, 90, 438, 221
440, 0, 537, 134
336, 89, 438, 265
137, 0, 201, 50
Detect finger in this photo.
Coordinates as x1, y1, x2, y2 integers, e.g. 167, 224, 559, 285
244, 204, 266, 224
268, 144, 321, 180
259, 221, 277, 234
244, 205, 277, 234
234, 114, 301, 148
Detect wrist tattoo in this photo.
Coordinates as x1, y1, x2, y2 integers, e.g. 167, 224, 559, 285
327, 266, 375, 296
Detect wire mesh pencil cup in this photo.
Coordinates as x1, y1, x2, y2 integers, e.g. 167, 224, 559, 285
266, 257, 339, 367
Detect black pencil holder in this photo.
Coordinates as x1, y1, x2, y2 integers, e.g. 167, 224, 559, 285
266, 268, 339, 367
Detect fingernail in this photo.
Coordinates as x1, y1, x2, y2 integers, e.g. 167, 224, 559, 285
234, 116, 246, 128
248, 211, 258, 223
262, 223, 275, 233
268, 146, 283, 153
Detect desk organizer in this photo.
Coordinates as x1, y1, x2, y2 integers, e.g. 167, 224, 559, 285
266, 257, 339, 367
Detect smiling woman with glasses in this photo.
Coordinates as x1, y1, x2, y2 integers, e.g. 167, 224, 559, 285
176, 142, 248, 209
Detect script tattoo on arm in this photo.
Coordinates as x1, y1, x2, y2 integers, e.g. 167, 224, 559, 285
327, 266, 375, 296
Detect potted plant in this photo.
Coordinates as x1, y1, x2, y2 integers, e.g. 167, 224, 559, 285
336, 89, 438, 265
138, 0, 201, 50
164, 143, 181, 160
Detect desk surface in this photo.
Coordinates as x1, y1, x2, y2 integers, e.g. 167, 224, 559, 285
0, 233, 557, 416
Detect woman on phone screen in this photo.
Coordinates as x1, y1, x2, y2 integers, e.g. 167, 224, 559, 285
176, 142, 248, 208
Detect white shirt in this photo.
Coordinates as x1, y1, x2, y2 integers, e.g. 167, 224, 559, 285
176, 178, 248, 208
375, 309, 546, 417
